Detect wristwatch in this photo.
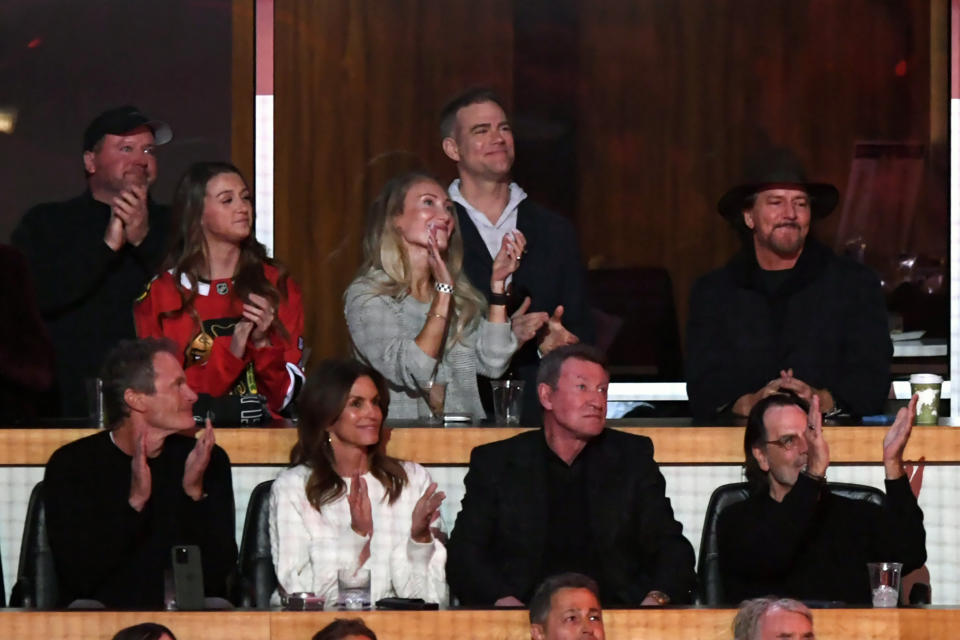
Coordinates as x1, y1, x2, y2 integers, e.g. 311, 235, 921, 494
646, 590, 670, 606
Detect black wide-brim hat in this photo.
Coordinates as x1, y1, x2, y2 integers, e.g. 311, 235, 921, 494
717, 148, 839, 220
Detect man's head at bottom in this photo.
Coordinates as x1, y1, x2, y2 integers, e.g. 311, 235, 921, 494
734, 597, 815, 640
529, 573, 604, 640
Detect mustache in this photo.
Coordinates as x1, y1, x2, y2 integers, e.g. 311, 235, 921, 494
774, 222, 801, 229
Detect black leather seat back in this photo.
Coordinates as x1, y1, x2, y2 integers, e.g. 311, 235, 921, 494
10, 481, 58, 608
237, 479, 277, 608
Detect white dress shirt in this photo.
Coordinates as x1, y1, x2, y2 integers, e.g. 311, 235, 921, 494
449, 180, 527, 287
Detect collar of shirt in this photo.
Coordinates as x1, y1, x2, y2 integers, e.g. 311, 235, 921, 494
538, 426, 605, 468
448, 179, 527, 260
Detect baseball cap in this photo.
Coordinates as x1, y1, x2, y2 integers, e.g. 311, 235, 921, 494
82, 105, 173, 151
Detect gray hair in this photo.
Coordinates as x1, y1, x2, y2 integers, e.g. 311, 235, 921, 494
733, 597, 813, 640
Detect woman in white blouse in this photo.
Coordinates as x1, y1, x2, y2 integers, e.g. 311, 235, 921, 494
269, 359, 447, 606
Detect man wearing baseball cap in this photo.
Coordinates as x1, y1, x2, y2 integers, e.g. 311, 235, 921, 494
685, 148, 892, 421
12, 105, 174, 418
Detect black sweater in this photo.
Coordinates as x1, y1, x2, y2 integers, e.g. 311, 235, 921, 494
686, 239, 892, 420
44, 431, 237, 608
717, 474, 926, 605
11, 191, 169, 417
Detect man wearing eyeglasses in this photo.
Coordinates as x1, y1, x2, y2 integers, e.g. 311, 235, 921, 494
716, 393, 926, 605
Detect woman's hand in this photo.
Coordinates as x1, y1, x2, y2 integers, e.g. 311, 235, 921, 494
244, 293, 277, 348
230, 319, 254, 358
426, 226, 454, 289
348, 474, 373, 538
410, 481, 445, 543
491, 230, 526, 288
510, 297, 548, 345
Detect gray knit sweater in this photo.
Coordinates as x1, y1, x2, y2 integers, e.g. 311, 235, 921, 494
345, 275, 518, 420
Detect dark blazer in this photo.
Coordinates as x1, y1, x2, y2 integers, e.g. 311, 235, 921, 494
456, 199, 594, 425
685, 239, 892, 420
446, 428, 696, 606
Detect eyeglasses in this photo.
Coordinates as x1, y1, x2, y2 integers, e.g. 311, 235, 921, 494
764, 434, 803, 451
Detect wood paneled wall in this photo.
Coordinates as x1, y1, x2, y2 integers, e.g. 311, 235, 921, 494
274, 0, 515, 361
274, 0, 938, 365
231, 0, 254, 181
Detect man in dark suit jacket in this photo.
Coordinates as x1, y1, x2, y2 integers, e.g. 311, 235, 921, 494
447, 344, 696, 607
440, 88, 594, 425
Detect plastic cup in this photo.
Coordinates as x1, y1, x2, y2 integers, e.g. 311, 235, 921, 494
910, 374, 943, 425
491, 380, 524, 425
337, 568, 371, 610
419, 381, 446, 424
867, 562, 902, 607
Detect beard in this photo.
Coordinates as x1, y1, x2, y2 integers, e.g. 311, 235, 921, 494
760, 223, 807, 258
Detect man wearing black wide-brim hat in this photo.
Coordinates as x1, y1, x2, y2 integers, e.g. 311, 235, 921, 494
12, 105, 174, 418
685, 148, 892, 420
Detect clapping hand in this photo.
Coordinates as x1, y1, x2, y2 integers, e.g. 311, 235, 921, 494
230, 318, 254, 358
509, 297, 548, 345
348, 474, 373, 538
128, 432, 152, 512
883, 394, 918, 479
244, 293, 277, 348
111, 183, 150, 246
182, 418, 215, 500
537, 306, 579, 354
230, 293, 277, 356
777, 368, 835, 413
410, 482, 445, 543
491, 230, 526, 284
804, 394, 830, 477
426, 226, 454, 291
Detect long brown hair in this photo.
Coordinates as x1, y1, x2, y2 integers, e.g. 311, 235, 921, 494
354, 171, 487, 345
159, 161, 289, 336
291, 359, 408, 510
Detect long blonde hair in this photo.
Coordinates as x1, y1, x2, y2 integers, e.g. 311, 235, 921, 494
356, 171, 487, 345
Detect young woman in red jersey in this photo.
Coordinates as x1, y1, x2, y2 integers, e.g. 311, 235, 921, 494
135, 162, 304, 420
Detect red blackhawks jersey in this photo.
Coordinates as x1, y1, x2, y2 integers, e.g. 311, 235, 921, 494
134, 265, 305, 414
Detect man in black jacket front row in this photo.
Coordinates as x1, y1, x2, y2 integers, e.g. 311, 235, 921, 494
44, 338, 237, 609
447, 344, 696, 607
718, 392, 926, 605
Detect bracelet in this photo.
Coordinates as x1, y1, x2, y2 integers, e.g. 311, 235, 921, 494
427, 313, 447, 321
434, 282, 454, 294
489, 292, 508, 306
801, 469, 827, 484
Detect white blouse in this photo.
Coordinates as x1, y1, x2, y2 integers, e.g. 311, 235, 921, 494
269, 461, 448, 607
